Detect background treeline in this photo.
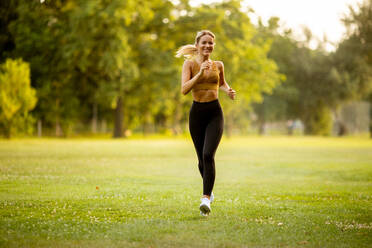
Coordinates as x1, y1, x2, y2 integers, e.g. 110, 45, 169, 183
0, 0, 371, 138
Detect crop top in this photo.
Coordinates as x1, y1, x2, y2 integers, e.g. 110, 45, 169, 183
190, 59, 220, 91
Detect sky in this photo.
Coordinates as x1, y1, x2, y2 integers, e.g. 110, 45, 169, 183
189, 0, 364, 51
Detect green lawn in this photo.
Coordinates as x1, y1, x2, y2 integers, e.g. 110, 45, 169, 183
0, 136, 371, 247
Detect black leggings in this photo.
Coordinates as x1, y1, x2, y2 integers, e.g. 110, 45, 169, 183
189, 99, 224, 196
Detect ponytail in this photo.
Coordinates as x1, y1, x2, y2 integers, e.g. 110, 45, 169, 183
175, 44, 198, 59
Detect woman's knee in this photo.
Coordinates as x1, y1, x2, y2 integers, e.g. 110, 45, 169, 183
203, 152, 214, 164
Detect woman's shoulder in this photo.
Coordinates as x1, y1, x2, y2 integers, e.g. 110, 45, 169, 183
213, 60, 224, 70
183, 59, 195, 68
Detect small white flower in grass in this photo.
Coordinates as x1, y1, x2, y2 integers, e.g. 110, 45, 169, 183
278, 222, 283, 226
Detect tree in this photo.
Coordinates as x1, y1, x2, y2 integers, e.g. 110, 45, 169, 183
253, 17, 294, 134
64, 0, 161, 138
253, 16, 368, 136
8, 0, 80, 136
337, 0, 372, 136
173, 0, 283, 135
0, 58, 37, 138
1, 0, 288, 137
0, 0, 18, 63
121, 0, 178, 135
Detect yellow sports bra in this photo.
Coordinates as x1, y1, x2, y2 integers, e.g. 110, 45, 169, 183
191, 59, 220, 91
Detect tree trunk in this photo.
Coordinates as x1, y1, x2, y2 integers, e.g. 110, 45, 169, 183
171, 95, 182, 135
101, 119, 107, 133
172, 105, 182, 135
258, 121, 266, 135
4, 120, 11, 139
113, 96, 123, 138
92, 102, 97, 134
55, 116, 62, 137
369, 100, 372, 138
55, 99, 63, 137
5, 130, 11, 139
337, 122, 348, 136
37, 119, 42, 137
333, 108, 348, 136
225, 116, 233, 137
142, 111, 151, 136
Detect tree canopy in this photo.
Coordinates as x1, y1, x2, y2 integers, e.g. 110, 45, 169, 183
0, 0, 370, 137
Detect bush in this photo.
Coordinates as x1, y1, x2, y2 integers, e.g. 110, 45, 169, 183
0, 58, 37, 138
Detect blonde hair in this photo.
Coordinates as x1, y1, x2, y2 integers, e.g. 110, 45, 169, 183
175, 30, 216, 59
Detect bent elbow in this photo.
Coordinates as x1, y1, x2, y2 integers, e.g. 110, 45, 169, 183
181, 87, 188, 95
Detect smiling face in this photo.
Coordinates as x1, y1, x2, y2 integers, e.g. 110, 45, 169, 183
196, 34, 215, 57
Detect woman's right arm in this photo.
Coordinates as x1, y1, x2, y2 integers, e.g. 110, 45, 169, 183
181, 60, 202, 95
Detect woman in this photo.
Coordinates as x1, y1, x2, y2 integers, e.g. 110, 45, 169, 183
176, 30, 236, 216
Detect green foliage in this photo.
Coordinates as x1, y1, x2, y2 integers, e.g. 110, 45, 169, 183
0, 0, 18, 62
8, 0, 81, 135
342, 0, 372, 66
3, 0, 370, 137
124, 0, 179, 133
253, 12, 372, 135
253, 21, 297, 127
173, 1, 283, 134
63, 0, 140, 135
334, 0, 372, 136
0, 58, 37, 138
291, 48, 342, 135
0, 0, 284, 136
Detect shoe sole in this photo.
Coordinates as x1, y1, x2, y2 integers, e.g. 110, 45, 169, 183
199, 204, 211, 215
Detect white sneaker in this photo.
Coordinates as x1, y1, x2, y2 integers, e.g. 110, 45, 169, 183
199, 197, 211, 215
200, 211, 208, 216
210, 192, 214, 203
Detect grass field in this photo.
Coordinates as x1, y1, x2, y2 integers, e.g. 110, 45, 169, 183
0, 136, 371, 247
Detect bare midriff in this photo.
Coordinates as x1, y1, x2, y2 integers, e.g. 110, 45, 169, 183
192, 89, 218, 102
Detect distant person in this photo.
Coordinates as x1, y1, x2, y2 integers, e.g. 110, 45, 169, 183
176, 30, 236, 216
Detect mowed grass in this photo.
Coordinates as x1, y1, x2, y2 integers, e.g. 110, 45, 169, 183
0, 136, 371, 248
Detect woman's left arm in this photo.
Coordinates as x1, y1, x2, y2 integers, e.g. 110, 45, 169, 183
217, 61, 236, 100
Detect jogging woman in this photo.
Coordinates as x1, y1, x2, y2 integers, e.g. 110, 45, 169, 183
176, 30, 236, 216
